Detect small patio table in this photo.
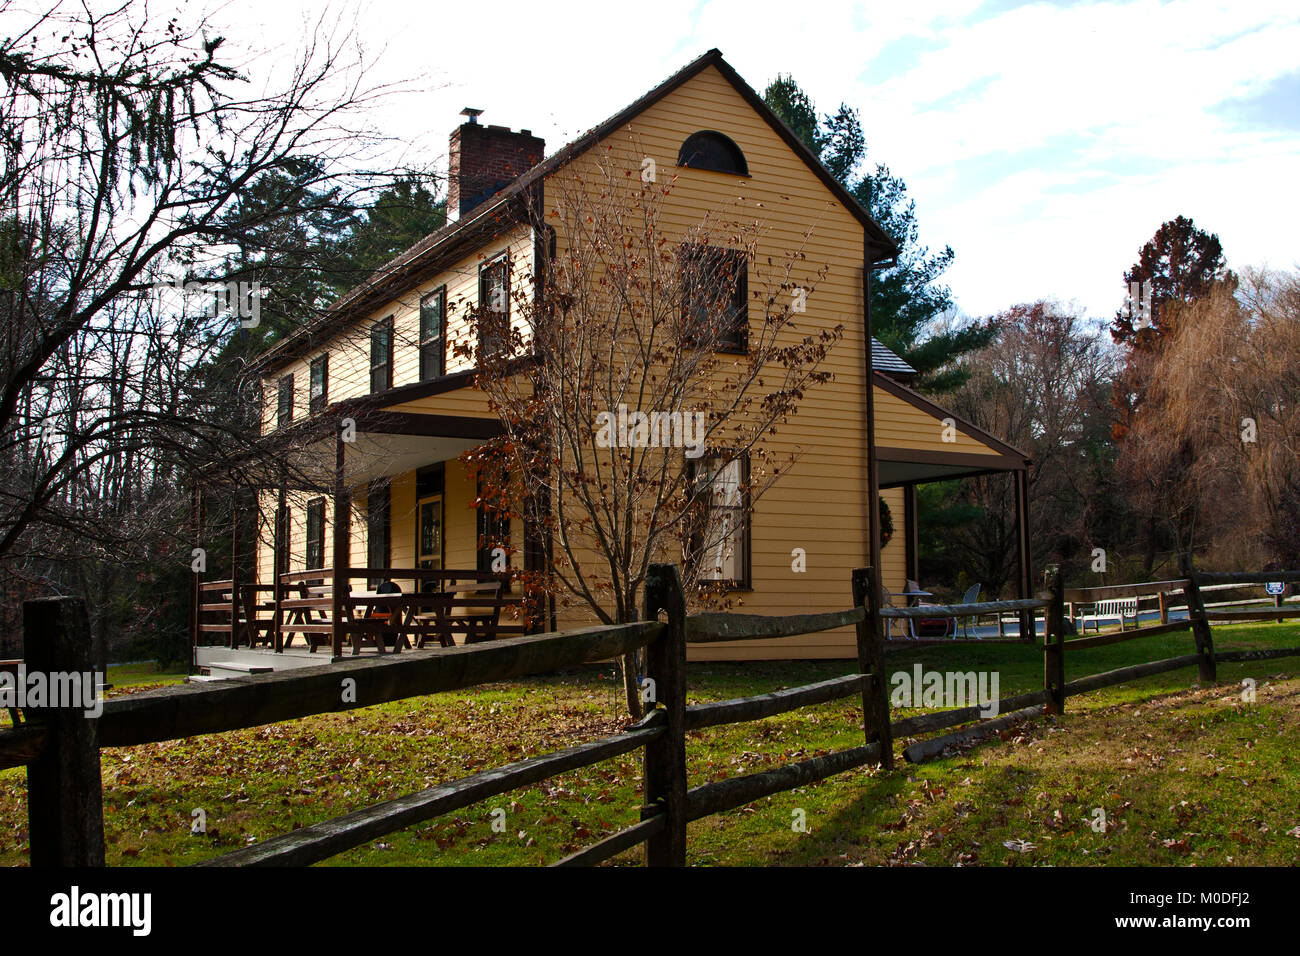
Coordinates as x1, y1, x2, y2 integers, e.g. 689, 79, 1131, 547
900, 589, 934, 639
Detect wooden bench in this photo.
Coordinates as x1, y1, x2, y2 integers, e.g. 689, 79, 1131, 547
413, 580, 504, 648
1076, 597, 1139, 633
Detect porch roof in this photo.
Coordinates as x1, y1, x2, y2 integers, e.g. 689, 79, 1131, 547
871, 371, 1031, 487
204, 387, 502, 492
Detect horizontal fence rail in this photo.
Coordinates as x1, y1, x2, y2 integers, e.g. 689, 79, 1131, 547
879, 597, 1046, 619
0, 723, 50, 773
1203, 607, 1300, 621
685, 744, 882, 821
890, 689, 1052, 739
1063, 654, 1203, 696
552, 815, 667, 867
684, 674, 869, 731
902, 705, 1047, 764
1064, 619, 1191, 649
1195, 570, 1300, 585
685, 608, 865, 643
200, 722, 665, 867
1064, 579, 1189, 603
102, 623, 664, 749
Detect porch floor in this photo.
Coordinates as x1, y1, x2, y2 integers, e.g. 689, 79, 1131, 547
192, 641, 468, 680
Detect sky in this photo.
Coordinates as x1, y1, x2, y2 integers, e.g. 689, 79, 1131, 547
128, 0, 1300, 319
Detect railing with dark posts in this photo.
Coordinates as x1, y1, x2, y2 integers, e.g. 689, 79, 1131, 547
868, 561, 1300, 765
197, 567, 526, 656
6, 558, 1300, 867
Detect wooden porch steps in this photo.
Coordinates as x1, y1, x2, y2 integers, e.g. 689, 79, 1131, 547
200, 661, 276, 680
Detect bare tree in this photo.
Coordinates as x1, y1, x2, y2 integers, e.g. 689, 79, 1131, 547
0, 1, 428, 658
461, 140, 843, 717
945, 302, 1116, 588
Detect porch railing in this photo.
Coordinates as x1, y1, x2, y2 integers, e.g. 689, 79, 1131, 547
196, 568, 525, 658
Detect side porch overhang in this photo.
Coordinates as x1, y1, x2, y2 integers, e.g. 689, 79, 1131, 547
870, 371, 1035, 624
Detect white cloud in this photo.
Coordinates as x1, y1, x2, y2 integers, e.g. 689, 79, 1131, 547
175, 0, 1299, 317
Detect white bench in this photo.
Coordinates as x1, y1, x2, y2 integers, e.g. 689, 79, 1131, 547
1076, 597, 1138, 633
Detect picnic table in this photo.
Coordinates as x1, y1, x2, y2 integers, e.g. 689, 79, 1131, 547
277, 579, 505, 654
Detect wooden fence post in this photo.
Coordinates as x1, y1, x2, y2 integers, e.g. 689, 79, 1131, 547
1158, 589, 1169, 625
1043, 566, 1066, 715
24, 598, 106, 867
1179, 554, 1217, 683
852, 567, 893, 769
642, 563, 687, 866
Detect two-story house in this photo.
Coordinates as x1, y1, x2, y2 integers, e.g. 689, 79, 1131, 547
192, 49, 1031, 671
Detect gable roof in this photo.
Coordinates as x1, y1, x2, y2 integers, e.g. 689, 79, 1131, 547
255, 49, 901, 373
873, 370, 1032, 464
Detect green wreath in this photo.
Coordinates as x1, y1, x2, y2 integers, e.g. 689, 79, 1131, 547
879, 495, 894, 548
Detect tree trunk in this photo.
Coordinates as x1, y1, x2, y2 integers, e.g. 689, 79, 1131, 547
620, 602, 646, 720
621, 649, 646, 721
1142, 513, 1159, 578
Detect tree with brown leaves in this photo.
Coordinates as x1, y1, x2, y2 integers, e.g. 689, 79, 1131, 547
459, 140, 843, 717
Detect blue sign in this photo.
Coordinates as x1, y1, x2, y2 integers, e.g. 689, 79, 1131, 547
1265, 581, 1285, 596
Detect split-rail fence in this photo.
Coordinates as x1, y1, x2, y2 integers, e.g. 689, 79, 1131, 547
3, 560, 1298, 867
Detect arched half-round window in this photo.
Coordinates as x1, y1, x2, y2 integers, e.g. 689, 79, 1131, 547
677, 131, 749, 176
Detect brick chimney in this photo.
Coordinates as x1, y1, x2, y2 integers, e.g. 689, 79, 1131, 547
447, 108, 545, 220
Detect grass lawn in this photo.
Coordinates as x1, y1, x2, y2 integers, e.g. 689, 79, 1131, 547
1, 623, 1297, 866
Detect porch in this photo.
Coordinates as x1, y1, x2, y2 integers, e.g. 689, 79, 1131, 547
189, 380, 536, 666
870, 372, 1035, 642
195, 568, 526, 664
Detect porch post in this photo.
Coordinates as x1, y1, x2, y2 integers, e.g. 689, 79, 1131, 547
188, 483, 202, 663
863, 250, 883, 609
903, 483, 919, 585
273, 483, 286, 653
1015, 469, 1033, 639
229, 489, 240, 648
331, 429, 350, 658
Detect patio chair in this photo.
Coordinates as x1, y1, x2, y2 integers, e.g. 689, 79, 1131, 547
881, 588, 906, 639
956, 583, 982, 639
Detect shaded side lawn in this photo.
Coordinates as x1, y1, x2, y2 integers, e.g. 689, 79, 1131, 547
1, 623, 1297, 866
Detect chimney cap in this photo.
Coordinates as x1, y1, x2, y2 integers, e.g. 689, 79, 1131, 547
460, 107, 484, 124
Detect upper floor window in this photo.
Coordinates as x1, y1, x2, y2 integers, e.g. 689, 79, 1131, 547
309, 354, 328, 415
419, 287, 446, 381
276, 374, 294, 428
681, 244, 748, 353
370, 316, 393, 393
479, 257, 510, 362
678, 131, 748, 176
